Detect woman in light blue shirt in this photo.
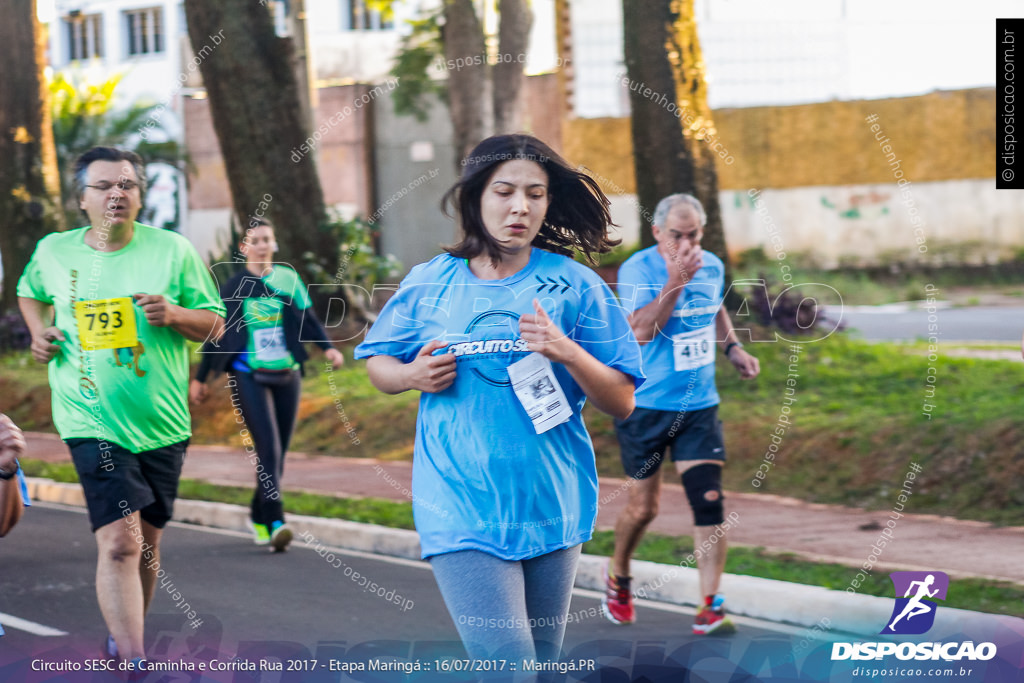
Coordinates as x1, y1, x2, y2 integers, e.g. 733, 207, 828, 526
356, 134, 644, 663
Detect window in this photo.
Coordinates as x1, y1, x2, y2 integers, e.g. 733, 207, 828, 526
66, 13, 103, 61
348, 0, 393, 30
125, 7, 164, 56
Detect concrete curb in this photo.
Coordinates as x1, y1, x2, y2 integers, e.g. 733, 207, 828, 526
174, 498, 425, 561
26, 477, 983, 638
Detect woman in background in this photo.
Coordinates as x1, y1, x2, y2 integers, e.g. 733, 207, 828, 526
191, 219, 343, 551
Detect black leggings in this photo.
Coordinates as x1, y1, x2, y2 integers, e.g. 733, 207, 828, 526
230, 370, 302, 525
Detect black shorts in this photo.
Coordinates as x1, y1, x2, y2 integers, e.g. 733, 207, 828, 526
66, 438, 188, 532
614, 405, 725, 479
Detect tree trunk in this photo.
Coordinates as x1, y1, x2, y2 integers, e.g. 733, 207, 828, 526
666, 0, 729, 276
443, 0, 490, 164
622, 0, 730, 288
622, 0, 695, 250
182, 0, 337, 288
0, 0, 64, 313
493, 0, 533, 134
286, 0, 316, 135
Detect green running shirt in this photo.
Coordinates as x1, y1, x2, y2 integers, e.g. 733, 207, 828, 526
17, 223, 226, 452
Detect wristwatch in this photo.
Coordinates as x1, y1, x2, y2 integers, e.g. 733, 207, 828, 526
723, 341, 743, 358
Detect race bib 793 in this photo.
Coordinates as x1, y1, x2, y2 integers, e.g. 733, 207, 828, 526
75, 297, 138, 351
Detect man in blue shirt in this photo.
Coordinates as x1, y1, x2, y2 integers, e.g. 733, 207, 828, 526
602, 193, 760, 634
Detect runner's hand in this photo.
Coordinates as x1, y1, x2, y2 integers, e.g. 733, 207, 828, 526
325, 348, 345, 370
519, 299, 578, 365
189, 379, 209, 405
660, 241, 702, 286
0, 414, 25, 473
133, 293, 177, 327
405, 340, 456, 393
727, 347, 760, 380
30, 327, 64, 364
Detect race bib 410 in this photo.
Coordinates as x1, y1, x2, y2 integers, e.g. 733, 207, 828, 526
672, 326, 715, 372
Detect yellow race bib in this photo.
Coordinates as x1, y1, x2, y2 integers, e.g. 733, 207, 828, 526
75, 297, 138, 351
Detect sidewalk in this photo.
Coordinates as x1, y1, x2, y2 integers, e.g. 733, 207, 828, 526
24, 431, 1024, 585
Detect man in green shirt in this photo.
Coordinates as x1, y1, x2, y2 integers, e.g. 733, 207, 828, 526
17, 147, 225, 668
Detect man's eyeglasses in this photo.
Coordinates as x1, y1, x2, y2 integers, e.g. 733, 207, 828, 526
86, 181, 139, 192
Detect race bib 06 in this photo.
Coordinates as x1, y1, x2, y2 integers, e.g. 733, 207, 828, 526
252, 327, 289, 363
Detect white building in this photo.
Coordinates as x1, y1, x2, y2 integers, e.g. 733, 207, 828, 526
46, 0, 426, 106
44, 0, 426, 240
49, 1, 188, 106
44, 0, 564, 263
570, 0, 1007, 116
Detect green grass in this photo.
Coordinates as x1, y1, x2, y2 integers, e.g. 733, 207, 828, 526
703, 334, 1024, 524
7, 332, 1024, 525
292, 354, 419, 459
731, 258, 1024, 306
19, 459, 416, 529
20, 457, 1023, 618
180, 480, 417, 528
188, 348, 420, 460
0, 353, 55, 432
729, 267, 925, 306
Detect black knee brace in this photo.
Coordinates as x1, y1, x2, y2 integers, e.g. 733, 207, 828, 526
682, 463, 725, 526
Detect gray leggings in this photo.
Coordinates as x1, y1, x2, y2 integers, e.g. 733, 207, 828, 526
429, 545, 582, 663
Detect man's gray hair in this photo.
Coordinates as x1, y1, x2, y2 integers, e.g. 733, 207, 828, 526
652, 193, 706, 229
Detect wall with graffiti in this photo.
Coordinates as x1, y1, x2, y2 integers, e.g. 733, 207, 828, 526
563, 87, 1015, 266
722, 180, 1024, 268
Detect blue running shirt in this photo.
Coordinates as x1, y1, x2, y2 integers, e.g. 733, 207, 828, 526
616, 246, 725, 411
356, 248, 644, 560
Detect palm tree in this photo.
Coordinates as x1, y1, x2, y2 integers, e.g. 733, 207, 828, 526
49, 72, 185, 229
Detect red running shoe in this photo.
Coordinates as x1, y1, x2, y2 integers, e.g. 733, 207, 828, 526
600, 562, 635, 625
693, 594, 735, 635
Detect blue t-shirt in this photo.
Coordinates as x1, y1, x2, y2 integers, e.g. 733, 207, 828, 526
355, 249, 644, 560
616, 246, 725, 411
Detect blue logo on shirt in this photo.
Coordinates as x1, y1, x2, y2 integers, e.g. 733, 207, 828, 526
447, 310, 530, 386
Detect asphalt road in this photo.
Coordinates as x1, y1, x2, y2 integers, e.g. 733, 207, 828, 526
2, 505, 851, 682
833, 305, 1024, 343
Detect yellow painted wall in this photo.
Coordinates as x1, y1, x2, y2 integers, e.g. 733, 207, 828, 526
562, 88, 996, 192
561, 117, 637, 195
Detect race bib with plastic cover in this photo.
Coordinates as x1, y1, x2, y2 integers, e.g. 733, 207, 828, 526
244, 297, 296, 370
672, 326, 715, 372
507, 352, 573, 434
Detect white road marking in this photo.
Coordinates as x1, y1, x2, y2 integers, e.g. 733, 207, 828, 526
0, 613, 68, 637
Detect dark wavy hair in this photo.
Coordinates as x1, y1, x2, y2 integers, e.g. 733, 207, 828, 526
442, 134, 617, 265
